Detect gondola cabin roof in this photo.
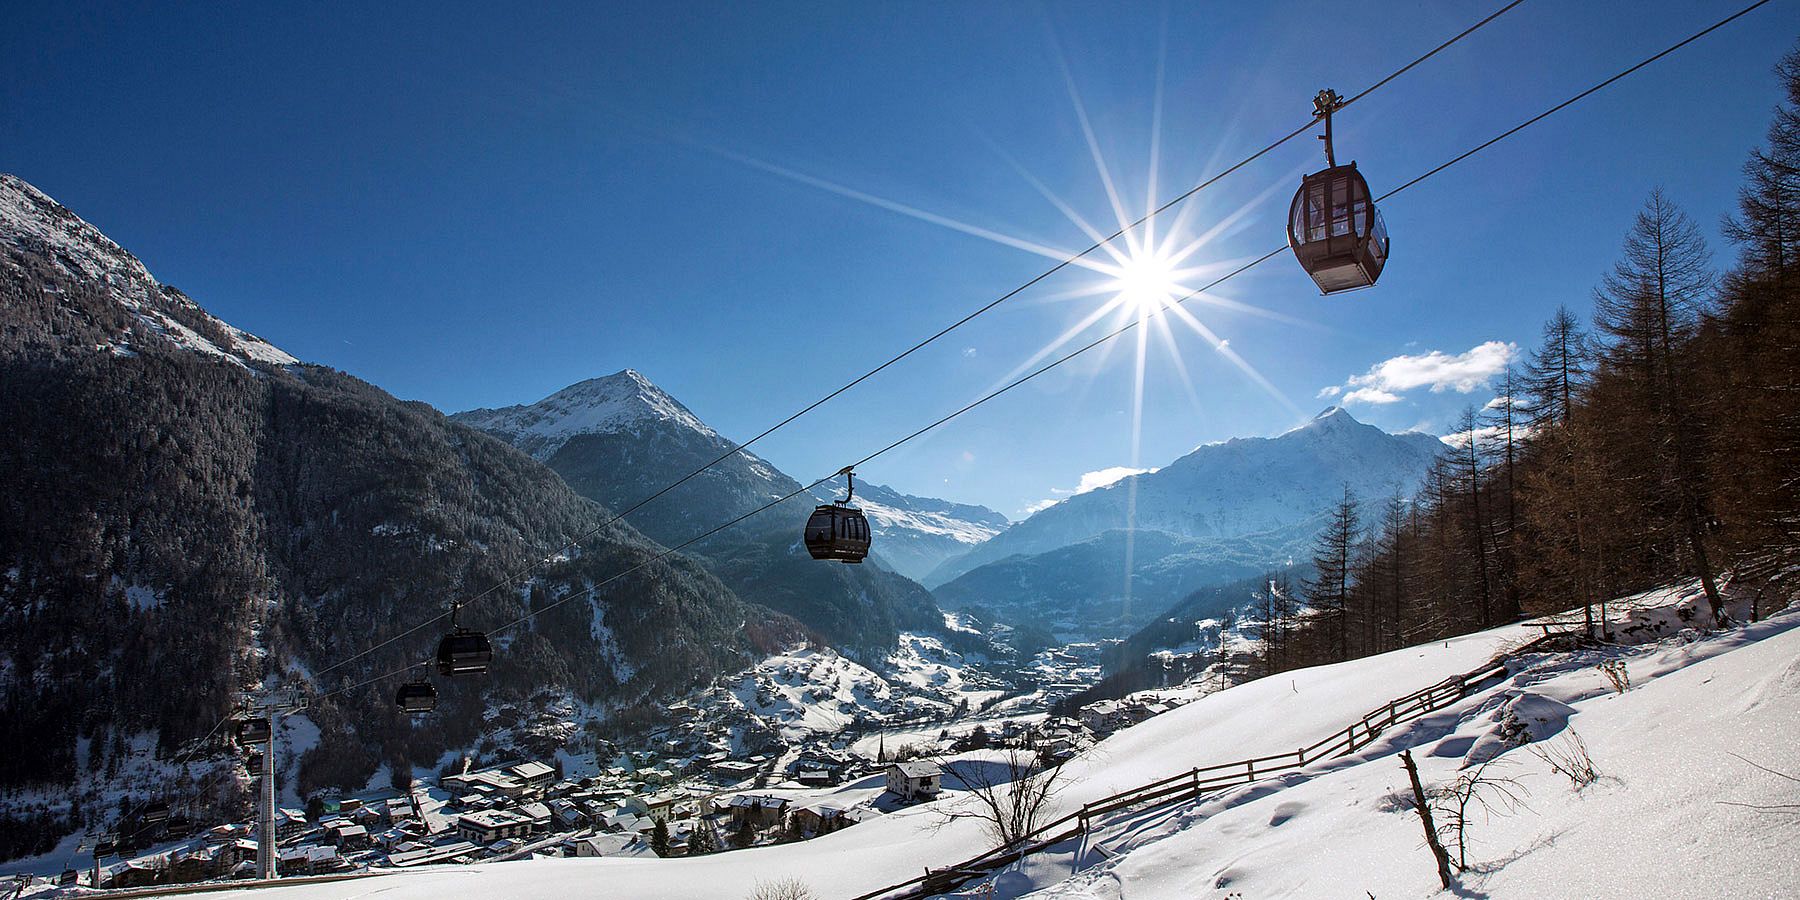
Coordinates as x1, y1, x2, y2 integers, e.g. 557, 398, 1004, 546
1287, 163, 1389, 295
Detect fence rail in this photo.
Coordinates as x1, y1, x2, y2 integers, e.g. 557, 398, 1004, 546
849, 646, 1540, 900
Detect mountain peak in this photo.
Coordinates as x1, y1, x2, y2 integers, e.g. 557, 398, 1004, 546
1280, 405, 1363, 438
453, 369, 719, 460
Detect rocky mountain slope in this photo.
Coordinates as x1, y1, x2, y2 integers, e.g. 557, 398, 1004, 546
0, 174, 799, 853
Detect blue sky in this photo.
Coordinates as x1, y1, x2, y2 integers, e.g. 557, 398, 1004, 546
4, 1, 1795, 518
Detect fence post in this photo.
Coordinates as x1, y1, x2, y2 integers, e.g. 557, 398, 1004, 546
1192, 766, 1200, 794
1246, 758, 1255, 780
1346, 723, 1357, 752
1297, 747, 1305, 766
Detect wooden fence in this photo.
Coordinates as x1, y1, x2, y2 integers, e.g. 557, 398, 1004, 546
849, 644, 1543, 900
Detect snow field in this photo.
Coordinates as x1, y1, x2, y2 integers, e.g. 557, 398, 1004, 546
147, 586, 1799, 899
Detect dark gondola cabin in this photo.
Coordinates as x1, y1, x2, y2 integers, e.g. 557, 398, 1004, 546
1288, 163, 1388, 294
236, 717, 271, 746
436, 628, 493, 676
805, 503, 871, 563
395, 679, 438, 713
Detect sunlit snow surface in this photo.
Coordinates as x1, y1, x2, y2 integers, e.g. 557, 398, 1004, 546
140, 584, 1799, 900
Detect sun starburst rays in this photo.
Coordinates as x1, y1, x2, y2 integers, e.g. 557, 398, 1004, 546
691, 32, 1310, 428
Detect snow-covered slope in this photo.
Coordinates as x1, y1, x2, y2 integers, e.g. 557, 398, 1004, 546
156, 586, 1797, 900
926, 407, 1443, 588
0, 174, 297, 367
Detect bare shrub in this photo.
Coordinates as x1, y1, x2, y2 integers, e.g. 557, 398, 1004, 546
1431, 760, 1530, 870
746, 877, 817, 900
1530, 730, 1600, 789
938, 750, 1065, 848
1598, 659, 1630, 694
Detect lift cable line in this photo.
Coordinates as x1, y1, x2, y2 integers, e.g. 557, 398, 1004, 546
1378, 0, 1778, 202
310, 0, 1528, 683
309, 0, 1783, 708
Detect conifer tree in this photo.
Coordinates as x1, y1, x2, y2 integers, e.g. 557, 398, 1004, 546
1592, 190, 1725, 622
1303, 486, 1360, 661
650, 818, 670, 857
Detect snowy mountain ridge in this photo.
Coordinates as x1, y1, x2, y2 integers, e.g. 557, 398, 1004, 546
453, 370, 737, 464
926, 405, 1445, 588
0, 174, 296, 368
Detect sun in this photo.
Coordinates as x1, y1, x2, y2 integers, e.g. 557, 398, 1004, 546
1106, 248, 1181, 317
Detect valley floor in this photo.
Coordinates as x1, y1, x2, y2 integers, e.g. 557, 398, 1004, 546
108, 585, 1800, 899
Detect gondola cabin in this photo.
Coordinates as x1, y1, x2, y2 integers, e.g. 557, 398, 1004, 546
139, 801, 169, 825
395, 679, 438, 713
236, 717, 272, 746
436, 628, 493, 676
1288, 163, 1388, 294
804, 503, 871, 563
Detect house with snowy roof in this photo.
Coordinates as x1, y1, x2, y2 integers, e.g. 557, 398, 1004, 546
884, 761, 943, 801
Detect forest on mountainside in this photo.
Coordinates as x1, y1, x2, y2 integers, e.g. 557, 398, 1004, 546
0, 223, 808, 858
1256, 44, 1800, 674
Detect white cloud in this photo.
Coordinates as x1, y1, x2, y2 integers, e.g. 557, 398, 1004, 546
1076, 466, 1154, 494
1020, 465, 1158, 519
1316, 385, 1342, 399
1342, 387, 1401, 405
1325, 341, 1516, 405
962, 347, 978, 358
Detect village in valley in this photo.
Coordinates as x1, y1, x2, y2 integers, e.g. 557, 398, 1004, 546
63, 630, 1197, 890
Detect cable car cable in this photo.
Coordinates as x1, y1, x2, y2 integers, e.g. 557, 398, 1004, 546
1375, 0, 1776, 204
315, 0, 1760, 703
307, 0, 1529, 683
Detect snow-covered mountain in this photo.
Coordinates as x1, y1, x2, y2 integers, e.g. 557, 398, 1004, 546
455, 372, 1007, 581
927, 407, 1444, 587
453, 372, 1008, 648
455, 371, 750, 466
927, 408, 1446, 636
0, 174, 797, 847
